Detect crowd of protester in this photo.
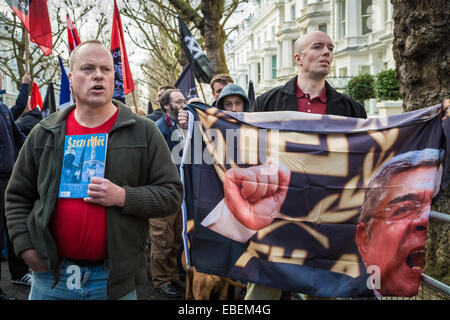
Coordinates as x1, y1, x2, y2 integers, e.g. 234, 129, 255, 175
0, 31, 368, 300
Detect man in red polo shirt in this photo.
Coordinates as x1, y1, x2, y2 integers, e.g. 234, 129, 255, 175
5, 40, 183, 300
252, 31, 366, 118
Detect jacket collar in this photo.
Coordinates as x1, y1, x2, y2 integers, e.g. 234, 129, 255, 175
281, 75, 342, 111
40, 99, 135, 133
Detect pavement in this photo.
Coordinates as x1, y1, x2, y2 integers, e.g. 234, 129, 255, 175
1, 258, 185, 300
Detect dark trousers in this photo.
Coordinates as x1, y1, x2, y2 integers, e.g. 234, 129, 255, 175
0, 178, 29, 281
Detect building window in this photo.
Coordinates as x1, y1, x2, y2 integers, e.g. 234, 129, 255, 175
272, 55, 277, 79
360, 65, 370, 74
290, 4, 296, 21
338, 0, 346, 39
361, 0, 373, 34
303, 0, 308, 8
257, 36, 260, 49
318, 23, 327, 34
257, 62, 261, 83
271, 26, 275, 38
339, 67, 347, 77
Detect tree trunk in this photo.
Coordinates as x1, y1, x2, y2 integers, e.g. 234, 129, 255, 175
392, 0, 449, 112
200, 0, 229, 75
392, 0, 450, 285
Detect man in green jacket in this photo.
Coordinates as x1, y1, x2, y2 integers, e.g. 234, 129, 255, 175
5, 40, 183, 300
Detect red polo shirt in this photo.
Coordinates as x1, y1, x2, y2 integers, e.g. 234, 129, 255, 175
50, 108, 118, 261
296, 83, 327, 114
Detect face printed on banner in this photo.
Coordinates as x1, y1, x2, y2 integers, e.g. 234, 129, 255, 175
69, 43, 115, 109
356, 165, 437, 296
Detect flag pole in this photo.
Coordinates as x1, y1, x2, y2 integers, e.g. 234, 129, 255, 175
131, 90, 138, 113
24, 30, 29, 74
195, 78, 207, 102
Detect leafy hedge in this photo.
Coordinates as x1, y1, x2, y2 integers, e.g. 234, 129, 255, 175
375, 69, 401, 101
344, 73, 375, 104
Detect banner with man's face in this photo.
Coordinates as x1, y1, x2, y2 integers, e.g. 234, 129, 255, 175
180, 103, 449, 297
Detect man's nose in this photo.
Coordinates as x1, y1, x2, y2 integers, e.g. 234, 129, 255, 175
411, 205, 430, 231
93, 68, 105, 79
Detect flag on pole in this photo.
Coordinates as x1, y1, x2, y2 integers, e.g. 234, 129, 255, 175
29, 81, 42, 110
147, 101, 153, 115
110, 0, 134, 103
5, 0, 53, 56
178, 14, 214, 84
174, 64, 198, 101
66, 13, 81, 53
247, 80, 255, 109
57, 56, 72, 110
41, 82, 56, 118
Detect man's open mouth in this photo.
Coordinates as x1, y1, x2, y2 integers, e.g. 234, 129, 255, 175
91, 85, 104, 92
406, 248, 425, 270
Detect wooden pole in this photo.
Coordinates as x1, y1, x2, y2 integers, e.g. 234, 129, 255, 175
196, 78, 207, 103
131, 90, 138, 113
24, 30, 29, 74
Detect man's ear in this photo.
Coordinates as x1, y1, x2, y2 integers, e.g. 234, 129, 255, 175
356, 223, 369, 262
294, 53, 302, 67
68, 72, 73, 92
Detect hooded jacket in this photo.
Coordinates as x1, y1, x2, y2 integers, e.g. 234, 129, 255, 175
5, 100, 183, 299
216, 83, 251, 112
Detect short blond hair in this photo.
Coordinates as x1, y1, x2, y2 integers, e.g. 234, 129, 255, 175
69, 39, 113, 71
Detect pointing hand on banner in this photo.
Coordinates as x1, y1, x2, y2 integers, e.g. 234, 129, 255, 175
223, 159, 291, 231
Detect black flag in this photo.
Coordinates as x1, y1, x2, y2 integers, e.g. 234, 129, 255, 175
174, 64, 198, 100
147, 101, 153, 115
178, 15, 214, 84
247, 80, 255, 109
41, 81, 56, 118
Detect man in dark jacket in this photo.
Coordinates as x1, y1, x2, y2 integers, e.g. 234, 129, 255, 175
10, 72, 32, 121
0, 114, 16, 300
252, 31, 366, 119
151, 88, 186, 298
5, 40, 183, 300
147, 85, 175, 122
246, 31, 367, 300
16, 102, 43, 136
0, 76, 29, 299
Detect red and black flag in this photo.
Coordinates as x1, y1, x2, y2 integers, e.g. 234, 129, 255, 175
178, 14, 214, 84
110, 0, 134, 103
66, 13, 81, 53
5, 0, 52, 56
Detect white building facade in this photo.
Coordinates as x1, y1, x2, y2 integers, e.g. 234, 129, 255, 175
226, 0, 399, 115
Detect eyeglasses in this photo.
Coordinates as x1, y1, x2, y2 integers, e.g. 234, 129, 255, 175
372, 201, 431, 224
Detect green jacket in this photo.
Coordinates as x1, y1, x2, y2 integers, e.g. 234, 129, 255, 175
5, 101, 183, 299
